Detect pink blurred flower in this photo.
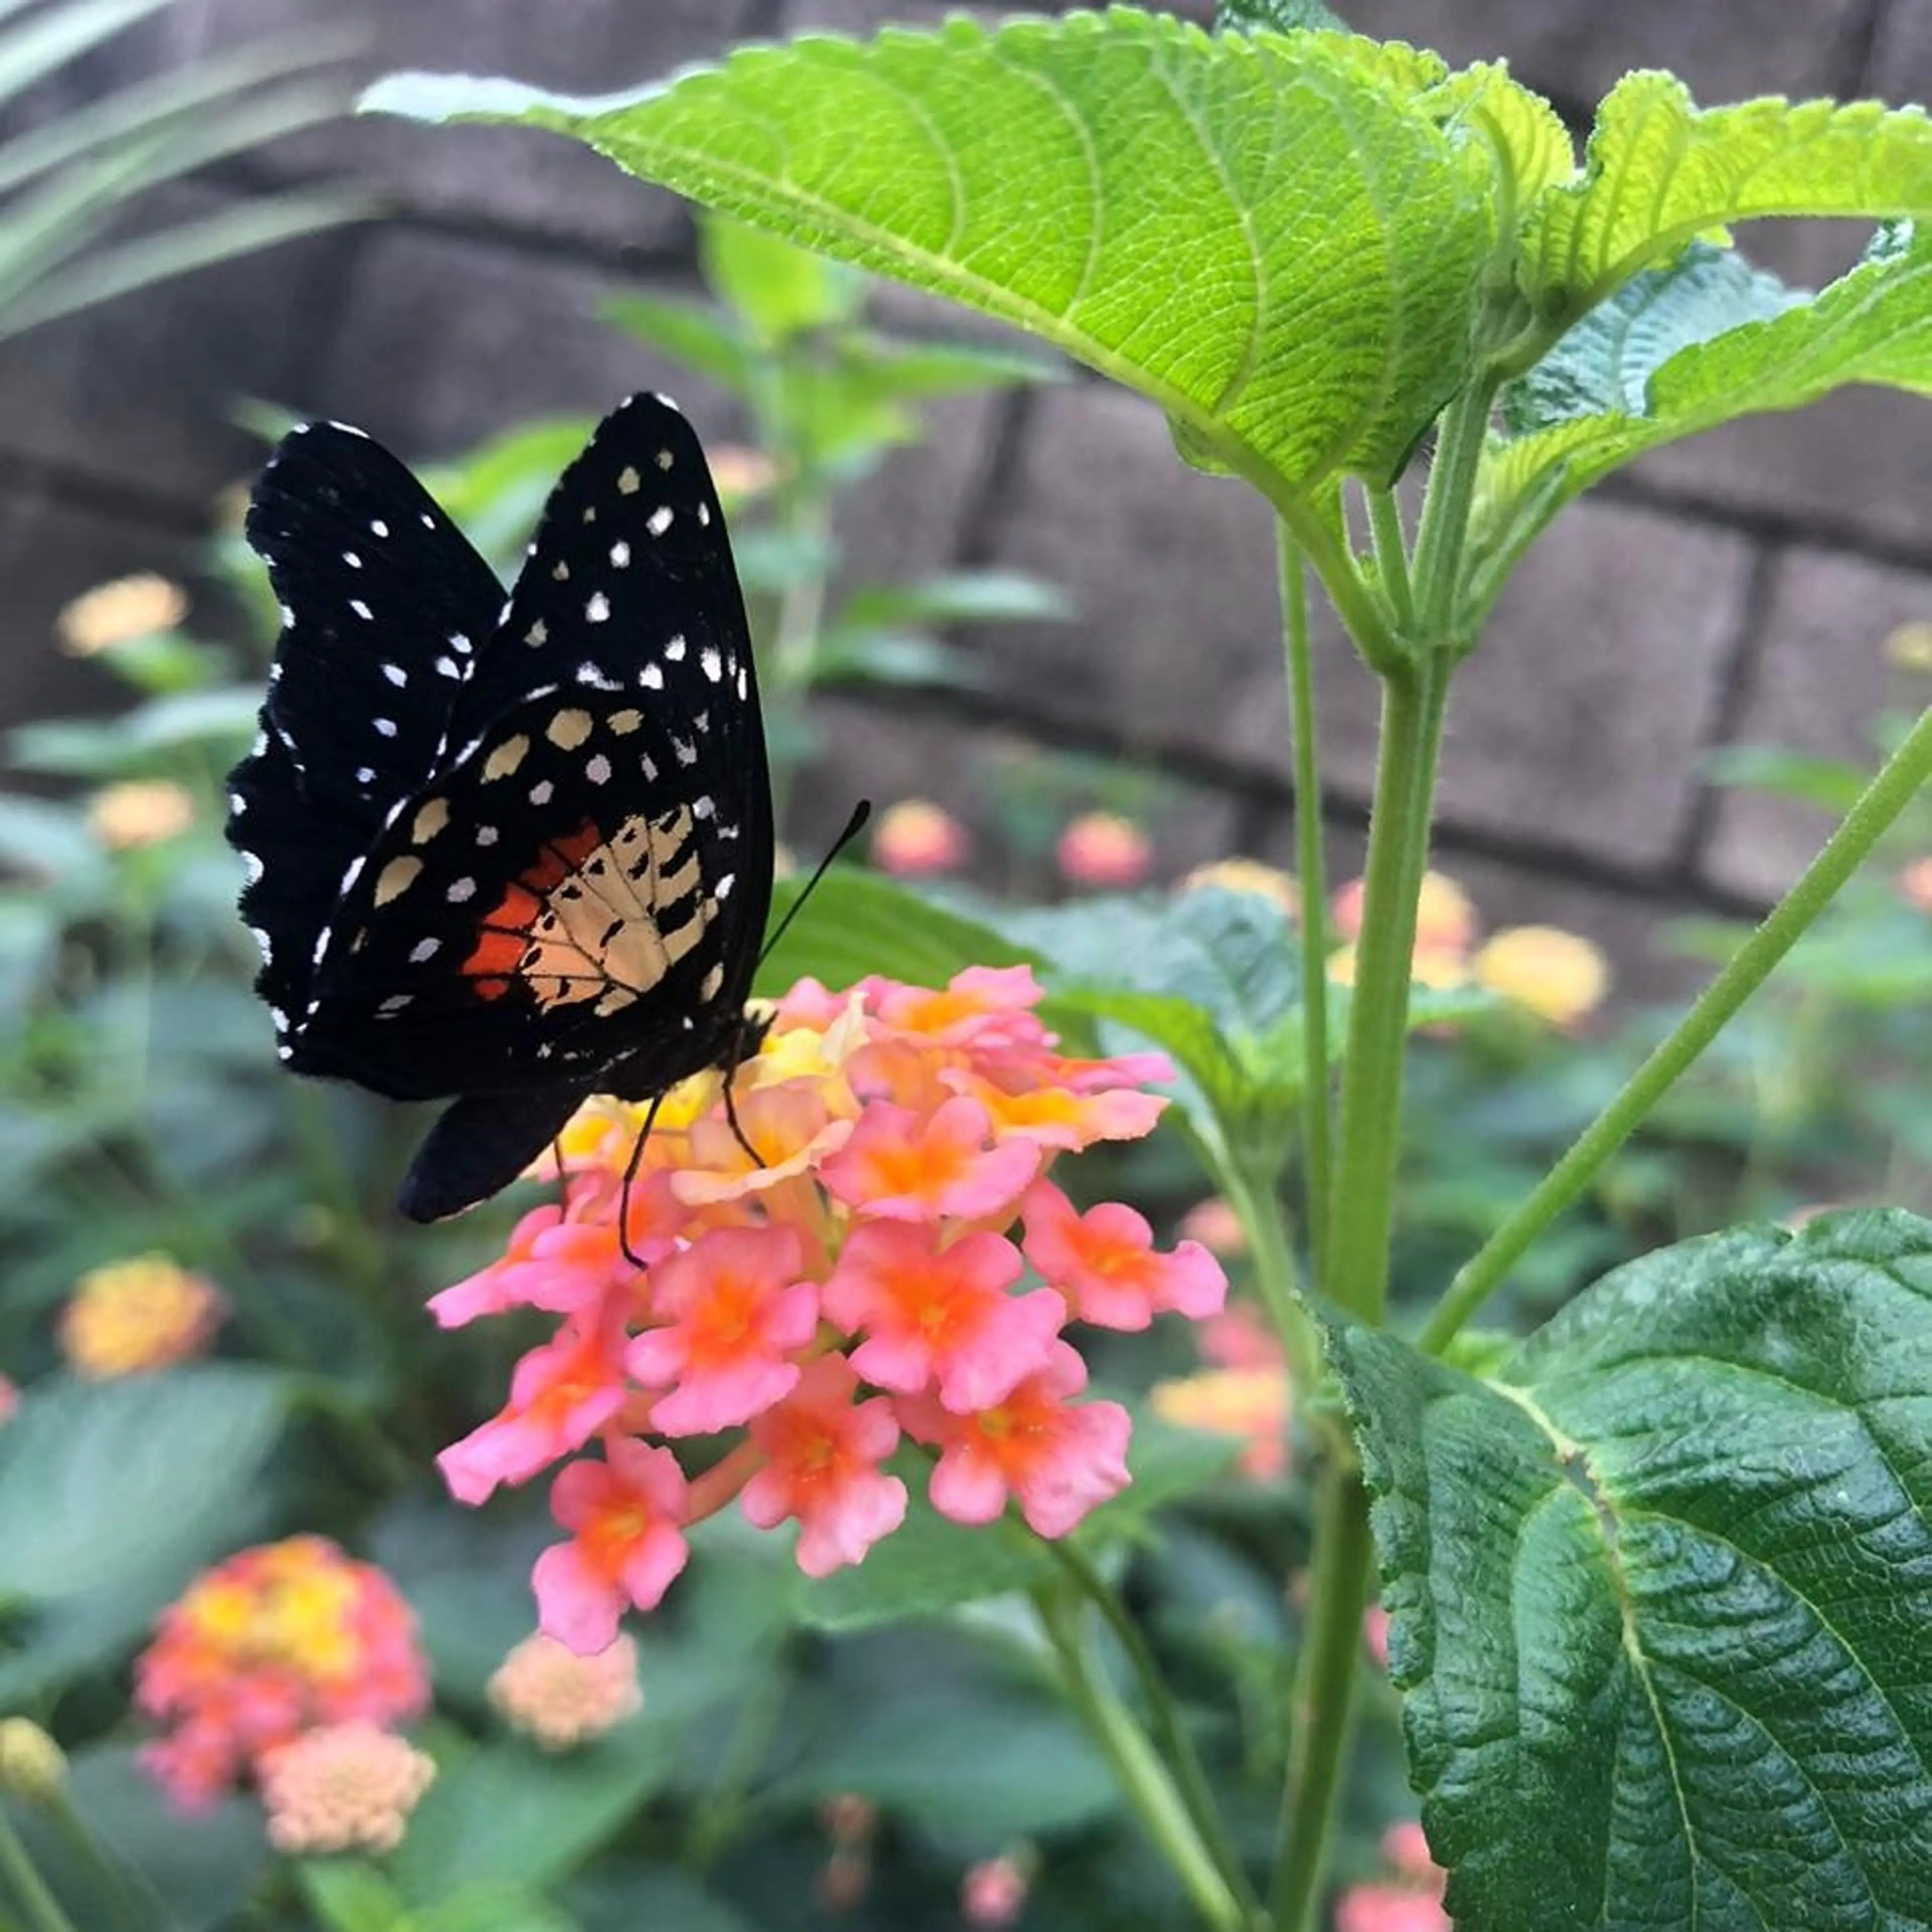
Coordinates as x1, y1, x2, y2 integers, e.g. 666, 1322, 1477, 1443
962, 1852, 1032, 1925
134, 1538, 428, 1810
1057, 811, 1152, 889
1334, 1884, 1450, 1932
872, 798, 972, 877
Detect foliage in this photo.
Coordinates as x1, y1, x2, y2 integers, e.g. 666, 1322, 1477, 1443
6, 7, 1932, 1932
0, 0, 365, 343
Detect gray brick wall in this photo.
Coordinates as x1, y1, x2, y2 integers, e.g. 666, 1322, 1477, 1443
4, 0, 1927, 1001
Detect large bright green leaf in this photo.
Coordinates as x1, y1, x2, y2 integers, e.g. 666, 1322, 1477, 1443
1333, 1209, 1932, 1927
1475, 226, 1932, 603
1523, 72, 1932, 324
363, 8, 1494, 498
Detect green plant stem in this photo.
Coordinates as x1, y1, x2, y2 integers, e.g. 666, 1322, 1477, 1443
1421, 699, 1932, 1353
1364, 487, 1414, 634
1410, 377, 1497, 640
1271, 1460, 1375, 1932
0, 1806, 76, 1932
1221, 1151, 1320, 1400
1276, 525, 1333, 1293
1321, 666, 1430, 1323
1034, 1584, 1251, 1932
1044, 1540, 1264, 1925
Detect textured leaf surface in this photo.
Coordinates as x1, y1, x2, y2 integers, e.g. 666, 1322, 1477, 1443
365, 8, 1493, 495
1523, 73, 1932, 320
1478, 227, 1932, 587
1334, 1210, 1932, 1928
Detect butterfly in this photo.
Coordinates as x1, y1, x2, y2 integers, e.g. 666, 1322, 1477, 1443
225, 393, 774, 1224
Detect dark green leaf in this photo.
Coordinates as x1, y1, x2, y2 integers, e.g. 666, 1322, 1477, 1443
796, 1497, 1051, 1631
297, 1860, 410, 1932
1335, 1209, 1932, 1927
1216, 0, 1350, 34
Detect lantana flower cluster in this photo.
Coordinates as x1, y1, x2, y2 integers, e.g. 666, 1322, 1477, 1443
134, 1536, 430, 1811
433, 965, 1226, 1653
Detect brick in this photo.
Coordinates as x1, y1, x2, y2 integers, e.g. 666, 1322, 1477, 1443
307, 232, 721, 458
143, 0, 765, 252
0, 181, 360, 508
1698, 546, 1932, 902
0, 489, 202, 727
1421, 500, 1756, 870
976, 381, 1291, 771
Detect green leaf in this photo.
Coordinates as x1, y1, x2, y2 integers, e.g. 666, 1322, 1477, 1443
1334, 1209, 1932, 1927
1702, 744, 1871, 815
0, 1366, 290, 1601
363, 9, 1495, 497
418, 1889, 582, 1932
1216, 0, 1350, 35
568, 1867, 756, 1932
796, 1497, 1051, 1631
602, 293, 755, 397
392, 1727, 681, 1901
297, 1861, 410, 1932
773, 1685, 1119, 1840
837, 569, 1074, 630
806, 626, 983, 691
754, 869, 1038, 1000
700, 211, 865, 339
1522, 74, 1932, 323
1478, 227, 1932, 591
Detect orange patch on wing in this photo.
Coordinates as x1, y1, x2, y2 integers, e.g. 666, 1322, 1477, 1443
462, 826, 602, 1000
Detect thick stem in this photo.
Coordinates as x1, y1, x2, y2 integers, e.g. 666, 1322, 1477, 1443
1271, 1461, 1376, 1932
1421, 700, 1932, 1353
1364, 487, 1414, 635
1221, 1152, 1320, 1401
1034, 1586, 1251, 1932
1321, 666, 1431, 1323
1276, 524, 1333, 1292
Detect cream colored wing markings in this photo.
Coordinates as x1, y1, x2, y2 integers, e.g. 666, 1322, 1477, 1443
514, 805, 719, 1016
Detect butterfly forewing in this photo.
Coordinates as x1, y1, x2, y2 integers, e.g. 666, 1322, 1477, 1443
226, 393, 774, 1218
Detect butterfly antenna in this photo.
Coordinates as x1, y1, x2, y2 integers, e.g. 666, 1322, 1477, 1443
618, 1088, 671, 1269
755, 799, 871, 971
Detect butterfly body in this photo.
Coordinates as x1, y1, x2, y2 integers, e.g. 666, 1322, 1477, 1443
227, 394, 773, 1221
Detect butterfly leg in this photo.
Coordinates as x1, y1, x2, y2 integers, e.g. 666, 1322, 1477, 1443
720, 1063, 767, 1171
618, 1088, 672, 1269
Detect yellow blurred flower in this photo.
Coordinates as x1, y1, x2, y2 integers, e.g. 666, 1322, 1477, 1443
1150, 1367, 1290, 1479
872, 798, 971, 877
57, 573, 188, 656
1474, 925, 1611, 1028
89, 779, 196, 850
1885, 620, 1932, 673
1183, 857, 1300, 919
60, 1254, 224, 1378
1326, 940, 1470, 992
0, 1719, 66, 1804
1328, 870, 1475, 990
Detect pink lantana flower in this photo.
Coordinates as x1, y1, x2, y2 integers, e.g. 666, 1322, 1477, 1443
741, 1357, 908, 1575
533, 1437, 690, 1654
1021, 1180, 1226, 1330
628, 1227, 818, 1435
819, 1096, 1040, 1224
439, 1309, 630, 1505
903, 1341, 1132, 1537
824, 1223, 1062, 1413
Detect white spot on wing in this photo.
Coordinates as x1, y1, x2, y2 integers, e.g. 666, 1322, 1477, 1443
648, 505, 674, 537
529, 779, 553, 804
715, 873, 736, 899
410, 937, 440, 963
640, 664, 664, 690
434, 656, 460, 679
664, 635, 687, 662
349, 599, 373, 621
586, 593, 610, 624
355, 766, 376, 785
672, 736, 697, 767
381, 662, 407, 687
475, 826, 499, 846
576, 663, 620, 691
609, 541, 631, 568
697, 502, 711, 527
447, 877, 476, 903
586, 754, 612, 784
344, 551, 362, 569
701, 647, 723, 682
370, 518, 389, 537
655, 447, 673, 470
374, 718, 398, 738
692, 796, 715, 820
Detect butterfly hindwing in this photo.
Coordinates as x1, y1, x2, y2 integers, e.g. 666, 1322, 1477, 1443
231, 422, 507, 1040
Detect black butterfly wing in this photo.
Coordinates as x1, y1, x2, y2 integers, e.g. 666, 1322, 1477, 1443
229, 422, 505, 1046
282, 679, 764, 1103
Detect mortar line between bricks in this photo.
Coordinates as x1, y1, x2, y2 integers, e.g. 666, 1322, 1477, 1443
1669, 537, 1786, 882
